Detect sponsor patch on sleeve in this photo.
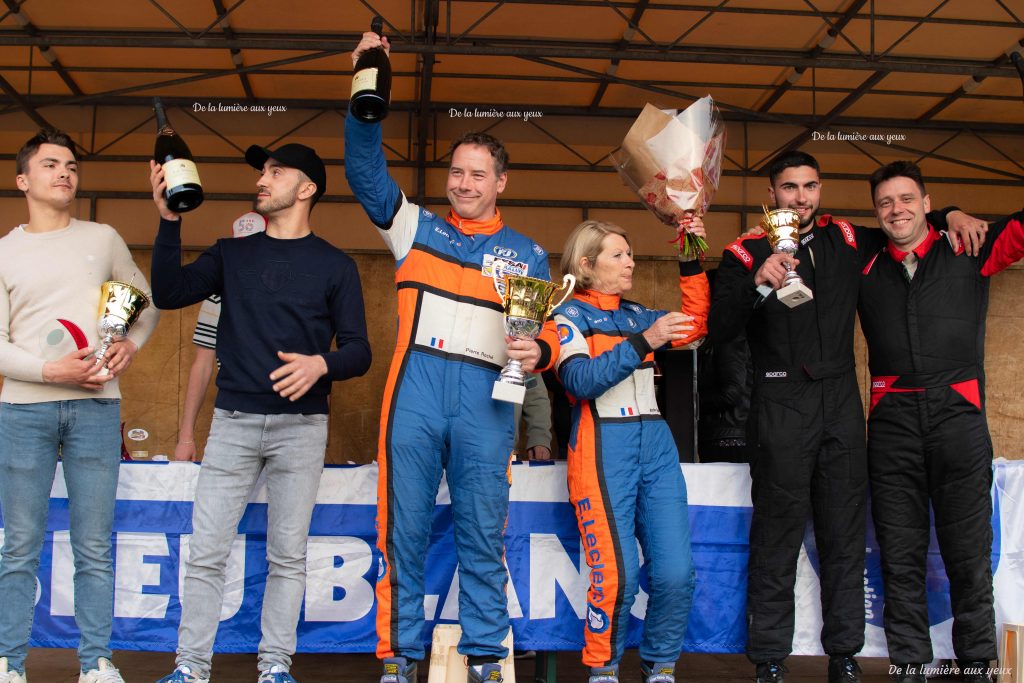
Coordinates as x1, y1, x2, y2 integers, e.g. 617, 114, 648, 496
557, 323, 574, 345
728, 242, 755, 270
834, 219, 857, 248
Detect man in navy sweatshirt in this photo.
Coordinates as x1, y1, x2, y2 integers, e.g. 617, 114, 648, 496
148, 143, 372, 683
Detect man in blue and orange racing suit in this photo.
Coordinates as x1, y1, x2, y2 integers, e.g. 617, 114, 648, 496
534, 218, 709, 683
347, 32, 550, 683
858, 161, 1021, 683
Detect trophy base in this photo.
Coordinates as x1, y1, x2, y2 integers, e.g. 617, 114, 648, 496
777, 281, 813, 308
492, 380, 526, 405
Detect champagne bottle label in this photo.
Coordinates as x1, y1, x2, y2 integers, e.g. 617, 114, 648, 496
164, 158, 201, 188
352, 67, 379, 95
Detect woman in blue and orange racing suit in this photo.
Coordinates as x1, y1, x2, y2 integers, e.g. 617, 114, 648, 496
543, 218, 709, 683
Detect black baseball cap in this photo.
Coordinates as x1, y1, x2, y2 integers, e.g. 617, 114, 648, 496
245, 143, 327, 205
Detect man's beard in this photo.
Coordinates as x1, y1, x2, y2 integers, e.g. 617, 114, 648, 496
253, 190, 296, 216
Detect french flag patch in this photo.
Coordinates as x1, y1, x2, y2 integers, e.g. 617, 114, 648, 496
430, 337, 445, 349
620, 407, 635, 416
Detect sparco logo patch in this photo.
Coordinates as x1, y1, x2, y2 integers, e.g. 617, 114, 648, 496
836, 219, 857, 247
765, 371, 787, 378
729, 243, 754, 269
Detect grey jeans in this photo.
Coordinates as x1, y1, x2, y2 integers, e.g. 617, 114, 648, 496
176, 409, 327, 676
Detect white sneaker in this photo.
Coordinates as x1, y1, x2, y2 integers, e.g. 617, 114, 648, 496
0, 657, 28, 683
79, 658, 125, 683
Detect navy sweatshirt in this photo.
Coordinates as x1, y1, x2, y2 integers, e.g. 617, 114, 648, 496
151, 218, 371, 414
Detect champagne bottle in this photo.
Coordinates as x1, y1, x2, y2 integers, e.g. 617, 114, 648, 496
350, 16, 392, 122
153, 97, 204, 213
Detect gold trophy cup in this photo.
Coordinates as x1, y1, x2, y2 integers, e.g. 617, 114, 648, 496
492, 272, 576, 404
94, 280, 150, 371
761, 206, 813, 308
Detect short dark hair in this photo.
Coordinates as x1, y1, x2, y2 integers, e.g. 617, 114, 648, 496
869, 160, 926, 199
448, 131, 509, 176
16, 129, 78, 175
768, 150, 820, 186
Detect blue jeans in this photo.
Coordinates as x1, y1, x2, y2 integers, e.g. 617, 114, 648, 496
0, 399, 121, 673
176, 409, 327, 677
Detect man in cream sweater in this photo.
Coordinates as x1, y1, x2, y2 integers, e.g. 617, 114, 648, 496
0, 129, 159, 683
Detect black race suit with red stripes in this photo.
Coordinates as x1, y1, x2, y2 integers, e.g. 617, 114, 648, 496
710, 215, 885, 663
857, 209, 1024, 666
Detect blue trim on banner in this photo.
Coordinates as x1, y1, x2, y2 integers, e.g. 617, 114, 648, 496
0, 463, 1018, 655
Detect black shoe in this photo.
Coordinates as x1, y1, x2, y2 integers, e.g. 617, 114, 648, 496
754, 660, 787, 683
959, 660, 993, 683
828, 655, 861, 682
890, 663, 925, 683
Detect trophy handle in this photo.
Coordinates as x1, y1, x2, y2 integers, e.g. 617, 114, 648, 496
492, 269, 506, 299
549, 274, 576, 313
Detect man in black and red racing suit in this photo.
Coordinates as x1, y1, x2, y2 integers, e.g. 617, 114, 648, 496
858, 161, 1022, 683
709, 150, 979, 683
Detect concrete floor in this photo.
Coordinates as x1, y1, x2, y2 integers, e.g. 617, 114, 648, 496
18, 648, 929, 682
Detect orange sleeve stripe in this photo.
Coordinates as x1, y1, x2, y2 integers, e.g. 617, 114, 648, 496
535, 319, 562, 373
672, 272, 710, 347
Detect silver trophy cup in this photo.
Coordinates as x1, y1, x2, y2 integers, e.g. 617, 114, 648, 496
761, 206, 813, 308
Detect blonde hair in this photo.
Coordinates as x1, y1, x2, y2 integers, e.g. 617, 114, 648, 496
560, 220, 631, 291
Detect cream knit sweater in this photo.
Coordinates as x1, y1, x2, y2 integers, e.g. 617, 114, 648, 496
0, 218, 160, 403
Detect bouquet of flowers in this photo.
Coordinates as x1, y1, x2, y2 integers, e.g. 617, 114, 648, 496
611, 97, 726, 259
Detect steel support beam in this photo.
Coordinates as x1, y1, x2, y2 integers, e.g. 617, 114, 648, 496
443, 0, 1024, 29
588, 0, 649, 110
758, 0, 867, 113
2, 63, 1022, 103
0, 31, 1019, 78
0, 72, 54, 129
416, 0, 439, 203
2, 0, 83, 96
918, 38, 1024, 121
212, 0, 255, 100
2, 95, 1022, 136
756, 70, 887, 171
